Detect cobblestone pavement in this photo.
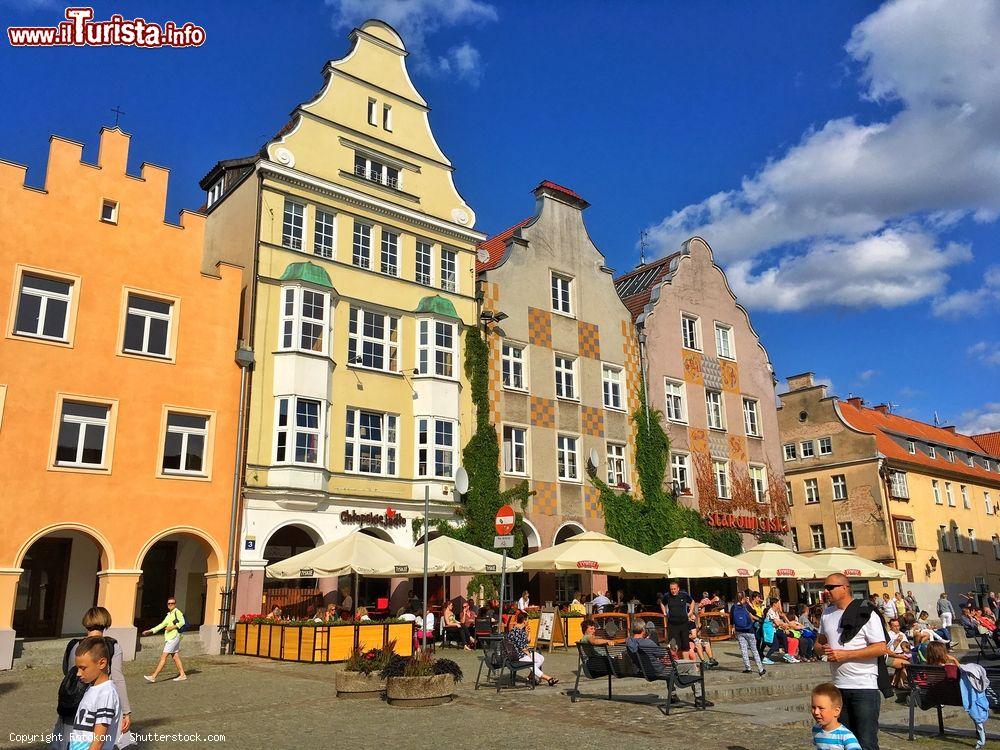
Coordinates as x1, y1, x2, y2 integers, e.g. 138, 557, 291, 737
1, 645, 996, 750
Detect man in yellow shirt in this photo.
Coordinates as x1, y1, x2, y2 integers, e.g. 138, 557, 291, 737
142, 597, 188, 683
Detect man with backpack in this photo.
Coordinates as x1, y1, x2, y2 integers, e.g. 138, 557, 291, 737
732, 591, 766, 676
142, 597, 187, 683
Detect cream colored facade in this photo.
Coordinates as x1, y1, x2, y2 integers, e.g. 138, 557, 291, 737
780, 373, 1000, 606
201, 20, 483, 615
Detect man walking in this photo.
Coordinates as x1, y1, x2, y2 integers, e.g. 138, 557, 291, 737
142, 597, 187, 683
661, 581, 695, 655
732, 591, 765, 676
937, 592, 955, 628
817, 574, 888, 750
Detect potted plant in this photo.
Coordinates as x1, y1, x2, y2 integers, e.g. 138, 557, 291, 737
336, 643, 395, 698
382, 651, 463, 707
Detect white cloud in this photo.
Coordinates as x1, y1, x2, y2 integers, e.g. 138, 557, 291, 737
968, 341, 1000, 367
647, 0, 1000, 312
325, 0, 496, 82
932, 266, 1000, 318
957, 403, 1000, 435
858, 369, 879, 382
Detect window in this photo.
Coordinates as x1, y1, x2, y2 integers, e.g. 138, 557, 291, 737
375, 229, 399, 276
681, 314, 700, 350
279, 287, 328, 354
554, 355, 577, 400
954, 524, 964, 553
818, 437, 833, 455
790, 527, 799, 552
602, 365, 623, 410
348, 307, 399, 372
946, 449, 955, 462
939, 524, 950, 551
206, 181, 223, 208
502, 426, 527, 475
800, 440, 815, 458
961, 485, 970, 509
811, 524, 826, 550
714, 323, 734, 359
352, 221, 372, 269
415, 241, 432, 285
55, 401, 111, 468
382, 103, 392, 131
501, 343, 525, 390
933, 479, 942, 505
670, 453, 689, 492
889, 471, 909, 499
706, 390, 725, 429
895, 519, 916, 549
439, 248, 457, 292
353, 153, 400, 189
162, 412, 208, 476
742, 398, 760, 437
274, 397, 323, 465
805, 478, 819, 504
750, 465, 767, 503
551, 273, 572, 315
785, 481, 793, 506
123, 294, 172, 358
907, 440, 915, 454
967, 455, 975, 468
14, 273, 72, 342
832, 474, 848, 501
929, 445, 937, 459
282, 200, 304, 250
314, 209, 335, 259
367, 97, 377, 125
839, 521, 855, 548
969, 529, 978, 554
100, 199, 118, 223
994, 535, 1000, 560
416, 319, 455, 378
987, 491, 994, 516
713, 459, 730, 499
665, 380, 687, 422
783, 443, 797, 461
607, 443, 628, 486
945, 481, 955, 507
344, 408, 397, 475
416, 418, 454, 478
557, 435, 579, 481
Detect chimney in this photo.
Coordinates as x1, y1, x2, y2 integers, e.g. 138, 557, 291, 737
873, 404, 889, 415
786, 372, 814, 391
942, 425, 957, 434
532, 180, 589, 211
846, 397, 863, 409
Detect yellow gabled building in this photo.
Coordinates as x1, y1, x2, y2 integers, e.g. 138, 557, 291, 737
200, 20, 483, 615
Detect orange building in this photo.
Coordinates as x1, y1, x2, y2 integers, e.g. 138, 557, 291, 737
0, 127, 244, 668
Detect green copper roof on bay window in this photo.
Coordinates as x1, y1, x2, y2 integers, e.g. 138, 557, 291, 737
414, 295, 460, 319
279, 261, 334, 289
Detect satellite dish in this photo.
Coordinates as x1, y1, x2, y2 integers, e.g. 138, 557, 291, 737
476, 247, 490, 264
455, 466, 469, 494
588, 448, 600, 468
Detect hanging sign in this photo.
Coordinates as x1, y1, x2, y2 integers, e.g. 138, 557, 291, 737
394, 565, 409, 574
577, 560, 599, 570
299, 568, 314, 577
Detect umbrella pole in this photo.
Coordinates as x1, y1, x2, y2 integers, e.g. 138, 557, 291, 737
422, 484, 429, 650
354, 573, 359, 619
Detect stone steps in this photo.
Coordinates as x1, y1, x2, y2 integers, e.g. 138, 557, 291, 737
11, 632, 205, 669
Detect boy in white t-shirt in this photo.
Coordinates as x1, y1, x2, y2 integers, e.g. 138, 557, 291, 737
69, 637, 121, 750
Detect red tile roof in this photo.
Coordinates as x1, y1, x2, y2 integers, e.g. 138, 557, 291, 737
476, 218, 532, 273
837, 400, 1000, 482
974, 431, 1000, 458
613, 254, 681, 321
535, 180, 586, 204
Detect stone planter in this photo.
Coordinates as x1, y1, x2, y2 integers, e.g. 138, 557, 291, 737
335, 670, 386, 699
385, 674, 456, 707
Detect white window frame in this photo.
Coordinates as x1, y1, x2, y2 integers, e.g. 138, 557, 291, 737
607, 442, 628, 486
749, 464, 767, 504
273, 396, 325, 467
501, 342, 526, 391
805, 478, 819, 504
122, 293, 173, 358
161, 412, 209, 476
818, 437, 833, 455
681, 313, 700, 351
783, 443, 797, 461
313, 209, 335, 259
670, 452, 690, 492
382, 103, 392, 131
502, 425, 528, 476
970, 529, 978, 554
831, 474, 848, 501
282, 199, 304, 250
348, 306, 399, 373
907, 440, 915, 454
791, 527, 799, 552
961, 484, 970, 509
933, 479, 942, 505
786, 481, 793, 506
986, 491, 994, 516
416, 417, 455, 479
206, 182, 223, 208
279, 286, 330, 355
895, 519, 916, 549
14, 273, 73, 342
557, 434, 580, 482
954, 524, 964, 553
344, 407, 398, 476
713, 459, 730, 499
714, 323, 734, 360
742, 398, 761, 437
416, 318, 456, 378
367, 97, 377, 126
800, 440, 815, 458
664, 379, 687, 423
706, 390, 725, 430
929, 445, 937, 459
602, 365, 624, 411
947, 449, 955, 462
890, 471, 909, 499
439, 248, 457, 292
415, 240, 433, 286
939, 524, 950, 552
945, 481, 955, 507
55, 401, 111, 468
811, 524, 826, 550
352, 220, 372, 269
550, 272, 573, 316
353, 153, 400, 190
839, 521, 855, 548
380, 229, 399, 276
554, 354, 577, 400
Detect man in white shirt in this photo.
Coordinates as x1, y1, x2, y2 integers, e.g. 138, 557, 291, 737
591, 590, 612, 612
817, 574, 889, 750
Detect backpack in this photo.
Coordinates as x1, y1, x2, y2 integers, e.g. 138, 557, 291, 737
731, 604, 753, 631
172, 610, 187, 633
57, 637, 116, 721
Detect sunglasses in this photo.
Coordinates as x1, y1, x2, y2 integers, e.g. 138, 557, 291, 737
823, 584, 846, 591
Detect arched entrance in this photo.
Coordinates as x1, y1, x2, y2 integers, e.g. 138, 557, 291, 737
554, 521, 586, 545
136, 532, 218, 631
14, 528, 109, 638
553, 522, 586, 605
261, 524, 323, 619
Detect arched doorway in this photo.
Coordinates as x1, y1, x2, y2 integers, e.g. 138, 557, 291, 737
15, 528, 108, 638
554, 522, 586, 545
359, 527, 393, 542
553, 522, 586, 605
261, 524, 323, 619
136, 532, 217, 631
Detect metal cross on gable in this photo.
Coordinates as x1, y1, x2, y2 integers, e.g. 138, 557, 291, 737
111, 105, 126, 127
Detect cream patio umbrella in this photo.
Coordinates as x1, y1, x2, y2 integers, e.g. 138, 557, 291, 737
265, 530, 448, 580
804, 547, 904, 580
418, 535, 524, 574
652, 537, 759, 578
735, 542, 836, 579
517, 530, 671, 577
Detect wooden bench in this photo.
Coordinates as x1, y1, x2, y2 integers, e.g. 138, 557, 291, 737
570, 642, 640, 702
905, 663, 962, 740
631, 643, 708, 715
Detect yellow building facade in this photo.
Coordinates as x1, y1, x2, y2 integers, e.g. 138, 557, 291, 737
200, 20, 483, 615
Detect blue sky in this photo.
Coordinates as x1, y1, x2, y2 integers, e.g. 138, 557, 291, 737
2, 0, 997, 433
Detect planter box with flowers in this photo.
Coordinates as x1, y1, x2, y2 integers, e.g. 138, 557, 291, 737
335, 643, 396, 698
381, 651, 463, 707
234, 615, 414, 662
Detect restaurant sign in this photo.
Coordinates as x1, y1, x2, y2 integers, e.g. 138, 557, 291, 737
300, 568, 314, 577
843, 568, 862, 576
776, 568, 796, 576
705, 512, 789, 533
340, 507, 407, 529
394, 565, 409, 574
577, 560, 600, 570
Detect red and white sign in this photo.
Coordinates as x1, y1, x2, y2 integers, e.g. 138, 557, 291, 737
776, 568, 796, 576
843, 568, 862, 576
495, 504, 515, 535
577, 560, 600, 570
736, 567, 751, 577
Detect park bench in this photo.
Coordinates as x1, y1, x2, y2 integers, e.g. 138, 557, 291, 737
570, 642, 639, 702
965, 626, 1000, 662
904, 663, 1000, 740
631, 643, 708, 715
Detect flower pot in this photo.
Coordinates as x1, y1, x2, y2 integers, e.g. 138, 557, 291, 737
335, 670, 386, 699
385, 674, 455, 707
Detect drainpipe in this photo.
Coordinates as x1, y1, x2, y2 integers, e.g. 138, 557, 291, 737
877, 457, 902, 594
637, 329, 650, 430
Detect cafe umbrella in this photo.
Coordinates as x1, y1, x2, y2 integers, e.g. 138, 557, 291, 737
803, 546, 905, 580
651, 537, 759, 578
734, 542, 837, 580
417, 535, 524, 574
517, 530, 671, 577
